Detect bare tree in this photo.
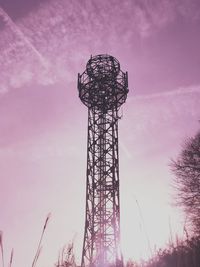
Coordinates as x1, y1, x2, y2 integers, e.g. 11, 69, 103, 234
171, 131, 200, 233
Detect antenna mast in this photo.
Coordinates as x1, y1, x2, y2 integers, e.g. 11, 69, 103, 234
78, 54, 128, 267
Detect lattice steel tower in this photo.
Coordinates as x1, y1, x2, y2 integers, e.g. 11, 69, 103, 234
78, 54, 128, 267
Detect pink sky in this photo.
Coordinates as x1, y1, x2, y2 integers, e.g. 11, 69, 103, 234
0, 0, 200, 266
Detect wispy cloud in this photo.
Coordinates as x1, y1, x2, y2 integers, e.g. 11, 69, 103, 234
117, 86, 200, 164
129, 85, 200, 101
0, 0, 199, 93
0, 7, 48, 67
133, 0, 200, 37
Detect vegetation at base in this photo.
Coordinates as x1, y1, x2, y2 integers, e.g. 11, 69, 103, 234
55, 236, 200, 267
126, 235, 200, 267
55, 243, 76, 267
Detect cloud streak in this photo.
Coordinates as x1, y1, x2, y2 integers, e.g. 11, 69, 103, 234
0, 0, 199, 93
134, 0, 200, 37
129, 85, 200, 101
122, 84, 200, 159
0, 7, 47, 67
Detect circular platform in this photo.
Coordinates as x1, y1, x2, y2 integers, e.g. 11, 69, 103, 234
78, 54, 128, 111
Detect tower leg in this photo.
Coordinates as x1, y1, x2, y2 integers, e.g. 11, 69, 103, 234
81, 108, 123, 267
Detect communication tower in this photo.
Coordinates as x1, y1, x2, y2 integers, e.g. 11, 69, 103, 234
78, 54, 128, 267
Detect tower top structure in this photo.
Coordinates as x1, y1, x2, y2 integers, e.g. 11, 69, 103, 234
78, 54, 128, 112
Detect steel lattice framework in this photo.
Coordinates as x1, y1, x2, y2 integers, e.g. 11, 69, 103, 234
78, 54, 128, 267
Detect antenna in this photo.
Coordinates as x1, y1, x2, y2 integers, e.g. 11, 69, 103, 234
78, 54, 129, 267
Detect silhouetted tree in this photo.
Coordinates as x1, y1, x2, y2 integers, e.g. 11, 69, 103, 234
171, 131, 200, 233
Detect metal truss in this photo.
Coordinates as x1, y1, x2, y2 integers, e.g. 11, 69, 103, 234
78, 55, 128, 267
